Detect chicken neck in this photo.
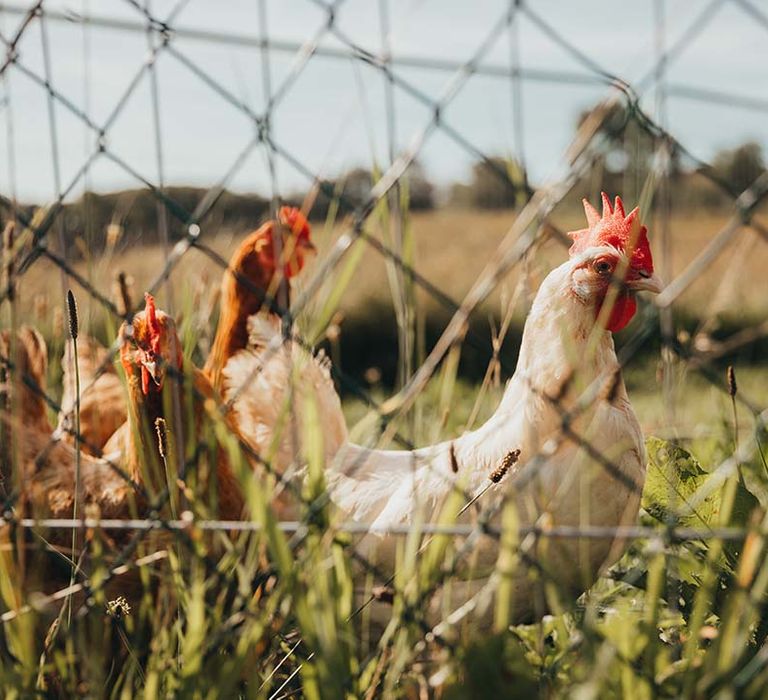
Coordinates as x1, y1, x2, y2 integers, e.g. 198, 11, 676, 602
205, 260, 278, 392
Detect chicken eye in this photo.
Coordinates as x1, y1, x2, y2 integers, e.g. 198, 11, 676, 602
594, 260, 612, 275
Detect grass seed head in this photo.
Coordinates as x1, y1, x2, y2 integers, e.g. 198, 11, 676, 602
449, 442, 459, 473
727, 365, 737, 398
114, 271, 134, 317
106, 596, 131, 620
43, 618, 59, 652
66, 289, 78, 340
489, 448, 521, 483
2, 222, 15, 301
155, 417, 168, 459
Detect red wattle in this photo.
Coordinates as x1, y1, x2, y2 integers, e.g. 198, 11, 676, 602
141, 365, 150, 395
598, 292, 637, 333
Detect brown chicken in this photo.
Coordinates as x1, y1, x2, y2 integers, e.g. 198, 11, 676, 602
204, 205, 315, 392
57, 335, 125, 455
0, 327, 133, 532
3, 294, 246, 534
102, 293, 245, 519
1, 325, 52, 488
0, 313, 244, 610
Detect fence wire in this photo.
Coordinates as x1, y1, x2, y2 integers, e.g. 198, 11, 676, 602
0, 0, 767, 691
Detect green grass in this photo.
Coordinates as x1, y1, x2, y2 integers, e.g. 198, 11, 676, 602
5, 361, 765, 698
3, 200, 768, 697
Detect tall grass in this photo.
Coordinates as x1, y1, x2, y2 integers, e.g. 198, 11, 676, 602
1, 198, 767, 698
1, 341, 766, 696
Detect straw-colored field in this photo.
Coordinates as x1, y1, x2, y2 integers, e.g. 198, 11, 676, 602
15, 204, 767, 440
14, 206, 768, 333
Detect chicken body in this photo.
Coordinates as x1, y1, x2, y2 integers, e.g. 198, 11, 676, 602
0, 327, 134, 539
57, 335, 125, 456
2, 326, 54, 489
209, 208, 335, 507
222, 313, 348, 479
329, 196, 662, 627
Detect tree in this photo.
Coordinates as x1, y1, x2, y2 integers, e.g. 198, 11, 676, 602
296, 162, 435, 221
10, 187, 271, 257
451, 156, 527, 209
711, 141, 765, 194
401, 160, 434, 211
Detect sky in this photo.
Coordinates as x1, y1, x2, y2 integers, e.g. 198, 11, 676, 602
1, 0, 768, 204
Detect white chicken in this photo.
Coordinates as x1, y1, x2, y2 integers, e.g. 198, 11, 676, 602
328, 193, 662, 626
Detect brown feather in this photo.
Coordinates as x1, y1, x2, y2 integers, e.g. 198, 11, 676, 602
204, 223, 281, 392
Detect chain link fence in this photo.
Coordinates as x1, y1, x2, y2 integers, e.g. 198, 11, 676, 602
1, 0, 767, 695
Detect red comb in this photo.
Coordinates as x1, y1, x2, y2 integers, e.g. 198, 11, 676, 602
278, 206, 311, 240
567, 193, 653, 275
144, 292, 162, 354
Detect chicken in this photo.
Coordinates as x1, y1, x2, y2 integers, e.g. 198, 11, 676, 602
56, 207, 315, 455
328, 193, 662, 627
205, 207, 331, 512
0, 327, 134, 531
102, 293, 245, 520
1, 312, 242, 601
1, 325, 52, 487
204, 206, 316, 393
2, 296, 244, 525
56, 334, 125, 455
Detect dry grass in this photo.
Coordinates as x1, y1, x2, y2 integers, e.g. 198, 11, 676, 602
13, 207, 768, 348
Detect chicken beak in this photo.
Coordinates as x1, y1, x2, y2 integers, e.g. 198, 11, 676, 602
300, 239, 317, 255
628, 272, 663, 294
141, 359, 162, 386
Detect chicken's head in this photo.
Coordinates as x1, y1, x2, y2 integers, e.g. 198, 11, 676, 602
119, 293, 183, 395
234, 206, 316, 283
568, 193, 662, 333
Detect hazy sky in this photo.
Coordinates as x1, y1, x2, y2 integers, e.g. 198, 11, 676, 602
2, 0, 767, 204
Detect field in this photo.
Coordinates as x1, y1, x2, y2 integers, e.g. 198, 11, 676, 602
16, 205, 768, 429
16, 205, 768, 327
2, 204, 768, 697
4, 0, 768, 693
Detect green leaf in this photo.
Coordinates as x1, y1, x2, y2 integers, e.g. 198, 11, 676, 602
642, 437, 722, 528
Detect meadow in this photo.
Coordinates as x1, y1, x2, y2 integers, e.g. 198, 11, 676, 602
2, 203, 768, 697
17, 205, 768, 328
16, 205, 767, 434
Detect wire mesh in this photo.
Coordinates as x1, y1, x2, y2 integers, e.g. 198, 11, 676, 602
0, 0, 767, 694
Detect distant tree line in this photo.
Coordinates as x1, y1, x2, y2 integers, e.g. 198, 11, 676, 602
1, 117, 764, 255
1, 187, 272, 254
287, 161, 435, 220
570, 102, 766, 209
